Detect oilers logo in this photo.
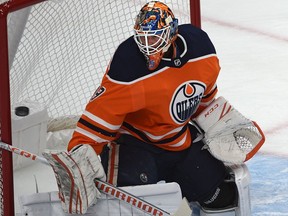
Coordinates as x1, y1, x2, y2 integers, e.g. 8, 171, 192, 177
170, 81, 206, 124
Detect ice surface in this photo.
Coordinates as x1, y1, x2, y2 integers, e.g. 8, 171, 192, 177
201, 0, 288, 214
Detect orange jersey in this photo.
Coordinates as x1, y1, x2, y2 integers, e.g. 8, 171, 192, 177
68, 24, 221, 154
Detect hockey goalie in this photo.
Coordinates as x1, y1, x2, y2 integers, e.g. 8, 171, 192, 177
40, 96, 265, 216
40, 1, 265, 215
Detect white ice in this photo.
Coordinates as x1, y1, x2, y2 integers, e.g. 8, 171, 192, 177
13, 0, 288, 215
201, 0, 288, 156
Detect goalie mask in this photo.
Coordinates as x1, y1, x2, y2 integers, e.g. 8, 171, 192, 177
134, 1, 178, 70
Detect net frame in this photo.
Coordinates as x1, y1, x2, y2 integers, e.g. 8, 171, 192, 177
0, 0, 201, 215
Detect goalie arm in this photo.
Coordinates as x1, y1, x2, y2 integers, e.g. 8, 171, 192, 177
194, 96, 265, 164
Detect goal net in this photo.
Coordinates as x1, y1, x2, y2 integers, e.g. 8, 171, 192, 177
0, 0, 199, 214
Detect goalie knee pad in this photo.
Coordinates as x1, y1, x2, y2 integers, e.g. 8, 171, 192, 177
199, 164, 251, 216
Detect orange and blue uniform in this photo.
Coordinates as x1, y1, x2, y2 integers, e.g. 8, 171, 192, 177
68, 24, 220, 156
68, 25, 227, 203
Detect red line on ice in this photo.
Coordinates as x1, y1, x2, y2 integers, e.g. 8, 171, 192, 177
203, 17, 288, 43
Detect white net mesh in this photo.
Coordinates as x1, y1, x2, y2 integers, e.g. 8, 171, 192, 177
8, 0, 191, 123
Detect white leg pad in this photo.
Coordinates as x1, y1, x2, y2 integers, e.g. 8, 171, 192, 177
199, 164, 251, 216
230, 164, 251, 216
18, 182, 183, 216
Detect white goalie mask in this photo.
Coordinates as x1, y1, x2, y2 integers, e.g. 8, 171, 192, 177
133, 1, 178, 70
134, 25, 173, 56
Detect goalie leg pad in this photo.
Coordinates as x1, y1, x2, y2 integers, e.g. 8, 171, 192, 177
199, 164, 251, 216
230, 164, 251, 216
200, 207, 236, 216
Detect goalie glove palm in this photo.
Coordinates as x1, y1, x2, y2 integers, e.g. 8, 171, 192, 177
43, 144, 106, 214
195, 97, 265, 164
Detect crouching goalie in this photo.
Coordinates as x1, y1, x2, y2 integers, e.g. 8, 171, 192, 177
43, 1, 265, 215
43, 97, 265, 215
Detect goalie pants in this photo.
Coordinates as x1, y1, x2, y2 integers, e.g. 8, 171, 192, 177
100, 124, 228, 204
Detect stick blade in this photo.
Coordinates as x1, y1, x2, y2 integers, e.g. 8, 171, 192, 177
172, 197, 192, 216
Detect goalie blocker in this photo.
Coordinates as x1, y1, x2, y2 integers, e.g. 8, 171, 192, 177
42, 144, 107, 214
194, 96, 265, 164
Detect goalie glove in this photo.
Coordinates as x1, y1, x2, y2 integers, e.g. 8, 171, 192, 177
195, 96, 265, 164
42, 144, 106, 214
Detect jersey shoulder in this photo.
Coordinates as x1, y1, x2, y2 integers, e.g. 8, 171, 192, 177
107, 25, 217, 83
178, 24, 217, 58
106, 36, 149, 83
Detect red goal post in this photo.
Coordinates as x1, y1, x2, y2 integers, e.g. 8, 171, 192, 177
0, 0, 201, 215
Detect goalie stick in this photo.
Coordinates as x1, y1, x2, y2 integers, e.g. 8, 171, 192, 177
0, 141, 192, 216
